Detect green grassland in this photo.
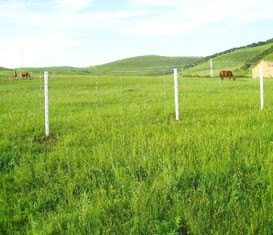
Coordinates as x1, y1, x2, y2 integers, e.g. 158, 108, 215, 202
89, 55, 203, 76
1, 74, 273, 234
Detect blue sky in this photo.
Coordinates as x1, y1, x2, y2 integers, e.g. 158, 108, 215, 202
1, 0, 273, 68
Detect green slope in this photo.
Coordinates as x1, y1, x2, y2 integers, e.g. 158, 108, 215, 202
17, 66, 91, 74
0, 67, 12, 72
17, 54, 201, 77
12, 66, 93, 79
7, 38, 273, 78
89, 55, 203, 76
264, 53, 273, 61
181, 39, 273, 77
0, 67, 12, 80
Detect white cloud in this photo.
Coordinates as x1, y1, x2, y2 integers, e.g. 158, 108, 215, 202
1, 0, 273, 68
133, 0, 184, 6
54, 0, 92, 11
0, 36, 78, 68
129, 0, 273, 36
131, 18, 198, 36
0, 0, 93, 15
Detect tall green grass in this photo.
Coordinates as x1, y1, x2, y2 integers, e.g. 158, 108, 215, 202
1, 75, 273, 234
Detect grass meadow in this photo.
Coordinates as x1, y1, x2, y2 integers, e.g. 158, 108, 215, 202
1, 74, 273, 234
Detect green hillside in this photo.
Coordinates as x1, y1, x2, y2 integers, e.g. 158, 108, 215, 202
18, 66, 91, 75
10, 67, 93, 79
0, 67, 12, 80
89, 55, 203, 76
181, 39, 273, 77
6, 38, 273, 78
264, 53, 273, 61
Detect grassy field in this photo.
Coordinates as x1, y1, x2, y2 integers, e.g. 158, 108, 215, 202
1, 74, 273, 234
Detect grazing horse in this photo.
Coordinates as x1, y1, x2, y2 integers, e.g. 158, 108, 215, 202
21, 71, 30, 79
219, 70, 236, 80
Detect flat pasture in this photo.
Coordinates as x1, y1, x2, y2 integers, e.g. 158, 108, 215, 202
1, 74, 273, 234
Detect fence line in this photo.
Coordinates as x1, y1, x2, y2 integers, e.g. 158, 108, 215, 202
3, 68, 272, 140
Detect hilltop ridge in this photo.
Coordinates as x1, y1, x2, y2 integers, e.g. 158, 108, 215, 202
84, 37, 273, 76
89, 55, 203, 76
181, 38, 273, 77
3, 38, 273, 77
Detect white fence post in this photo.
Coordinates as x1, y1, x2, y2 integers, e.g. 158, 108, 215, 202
174, 68, 179, 120
44, 71, 49, 137
210, 59, 214, 77
260, 66, 264, 110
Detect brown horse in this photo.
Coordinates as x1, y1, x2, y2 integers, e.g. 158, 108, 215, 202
21, 71, 31, 79
219, 70, 236, 80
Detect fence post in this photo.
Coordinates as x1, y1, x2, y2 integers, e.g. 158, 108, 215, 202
260, 66, 264, 110
210, 59, 214, 77
174, 68, 179, 120
44, 71, 49, 137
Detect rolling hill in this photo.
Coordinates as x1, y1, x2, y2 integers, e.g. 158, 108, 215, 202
12, 56, 203, 77
16, 66, 88, 74
4, 38, 273, 77
180, 38, 273, 77
87, 38, 273, 77
88, 55, 203, 76
0, 67, 12, 80
0, 67, 12, 72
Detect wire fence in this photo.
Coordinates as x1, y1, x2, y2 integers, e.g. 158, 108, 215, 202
1, 64, 273, 138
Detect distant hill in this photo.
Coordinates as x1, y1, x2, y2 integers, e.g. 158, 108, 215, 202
13, 66, 93, 78
5, 38, 273, 78
18, 56, 203, 76
17, 66, 88, 74
88, 39, 273, 77
89, 55, 203, 76
0, 67, 11, 72
181, 38, 273, 77
0, 67, 12, 80
1, 66, 91, 80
